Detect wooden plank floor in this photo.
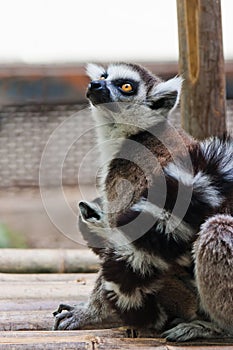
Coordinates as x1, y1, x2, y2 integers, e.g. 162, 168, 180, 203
0, 273, 233, 349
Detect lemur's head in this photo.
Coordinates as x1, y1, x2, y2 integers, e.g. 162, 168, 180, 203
86, 63, 182, 124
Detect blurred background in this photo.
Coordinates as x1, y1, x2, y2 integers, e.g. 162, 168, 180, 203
0, 0, 233, 249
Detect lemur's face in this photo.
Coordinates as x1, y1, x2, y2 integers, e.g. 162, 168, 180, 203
86, 63, 182, 115
86, 63, 159, 106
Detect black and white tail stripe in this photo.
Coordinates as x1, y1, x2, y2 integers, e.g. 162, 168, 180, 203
200, 135, 233, 195
116, 135, 233, 258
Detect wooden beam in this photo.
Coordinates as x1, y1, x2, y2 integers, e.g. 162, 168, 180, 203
0, 249, 99, 273
177, 0, 226, 139
1, 273, 233, 348
0, 331, 233, 350
0, 331, 168, 350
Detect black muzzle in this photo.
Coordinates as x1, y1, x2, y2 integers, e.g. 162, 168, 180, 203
86, 80, 111, 105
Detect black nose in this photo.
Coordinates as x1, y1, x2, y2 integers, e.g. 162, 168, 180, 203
88, 80, 104, 91
86, 79, 110, 105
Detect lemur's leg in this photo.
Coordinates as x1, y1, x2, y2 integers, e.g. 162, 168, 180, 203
53, 267, 168, 332
58, 200, 120, 329
104, 282, 168, 332
53, 273, 122, 330
163, 214, 233, 341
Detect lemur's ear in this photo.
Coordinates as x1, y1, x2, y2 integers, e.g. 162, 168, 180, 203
86, 63, 106, 81
79, 200, 102, 223
147, 76, 183, 112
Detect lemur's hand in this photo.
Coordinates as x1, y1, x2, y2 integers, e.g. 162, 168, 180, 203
53, 303, 86, 330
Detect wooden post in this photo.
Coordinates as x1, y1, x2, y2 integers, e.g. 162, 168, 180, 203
177, 0, 226, 139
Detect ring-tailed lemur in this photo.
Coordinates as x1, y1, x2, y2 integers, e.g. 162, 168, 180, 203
53, 63, 233, 340
163, 138, 233, 341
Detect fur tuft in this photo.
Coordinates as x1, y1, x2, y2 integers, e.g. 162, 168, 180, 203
200, 135, 233, 183
149, 76, 183, 111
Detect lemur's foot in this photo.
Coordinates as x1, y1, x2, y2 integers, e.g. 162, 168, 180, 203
162, 320, 227, 342
53, 303, 86, 330
126, 328, 139, 338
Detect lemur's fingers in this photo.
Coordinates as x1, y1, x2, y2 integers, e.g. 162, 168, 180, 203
53, 311, 73, 330
53, 303, 74, 316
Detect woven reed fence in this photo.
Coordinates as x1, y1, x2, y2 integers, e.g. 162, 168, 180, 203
0, 101, 233, 188
0, 103, 95, 187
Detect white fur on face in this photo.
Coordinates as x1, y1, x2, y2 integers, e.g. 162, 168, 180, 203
103, 63, 148, 103
86, 64, 181, 144
86, 63, 106, 81
107, 64, 141, 82
86, 63, 142, 83
105, 64, 147, 103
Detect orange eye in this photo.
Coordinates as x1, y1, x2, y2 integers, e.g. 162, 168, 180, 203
121, 83, 133, 92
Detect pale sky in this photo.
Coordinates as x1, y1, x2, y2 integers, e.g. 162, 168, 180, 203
0, 0, 232, 63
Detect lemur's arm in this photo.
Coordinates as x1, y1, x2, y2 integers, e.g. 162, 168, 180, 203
53, 273, 122, 330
